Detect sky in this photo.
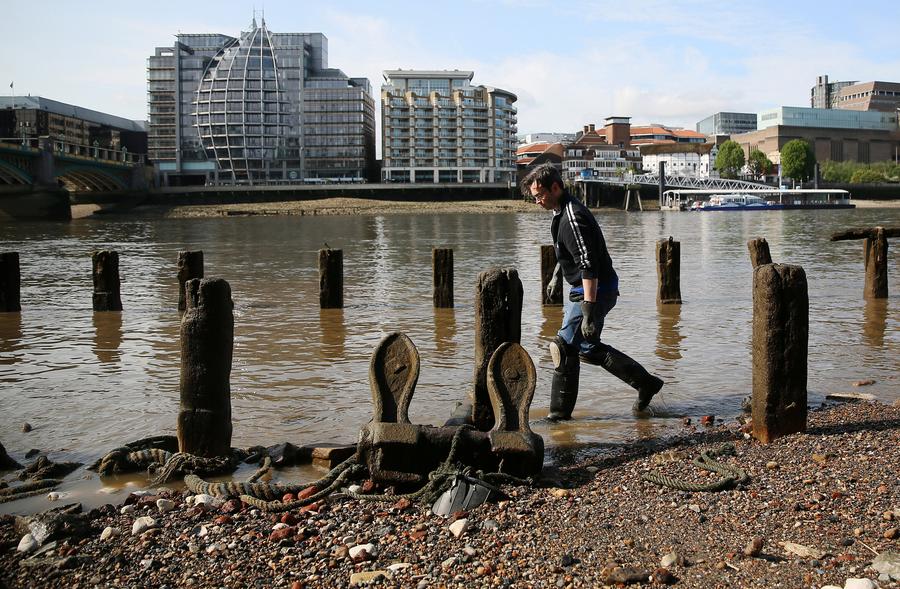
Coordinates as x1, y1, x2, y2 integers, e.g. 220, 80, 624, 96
3, 0, 899, 155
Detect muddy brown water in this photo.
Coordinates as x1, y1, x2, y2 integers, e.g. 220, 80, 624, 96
1, 207, 898, 512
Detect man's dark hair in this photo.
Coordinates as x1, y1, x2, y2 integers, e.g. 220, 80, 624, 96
521, 163, 563, 197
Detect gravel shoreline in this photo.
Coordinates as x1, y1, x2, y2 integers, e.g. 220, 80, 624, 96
2, 401, 898, 588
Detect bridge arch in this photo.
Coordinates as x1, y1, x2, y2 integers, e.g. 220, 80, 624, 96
57, 167, 128, 192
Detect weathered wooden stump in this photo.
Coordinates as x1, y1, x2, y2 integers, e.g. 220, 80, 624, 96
318, 248, 343, 309
751, 264, 808, 443
177, 278, 233, 457
0, 253, 21, 312
656, 237, 682, 304
831, 226, 899, 299
540, 245, 562, 306
432, 248, 454, 308
91, 250, 122, 311
472, 268, 523, 431
747, 238, 773, 268
177, 251, 204, 312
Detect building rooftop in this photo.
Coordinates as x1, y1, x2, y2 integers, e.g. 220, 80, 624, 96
0, 96, 145, 133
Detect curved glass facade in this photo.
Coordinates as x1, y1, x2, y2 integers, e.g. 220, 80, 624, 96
194, 22, 299, 183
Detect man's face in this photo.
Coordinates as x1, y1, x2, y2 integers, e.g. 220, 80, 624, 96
530, 180, 561, 210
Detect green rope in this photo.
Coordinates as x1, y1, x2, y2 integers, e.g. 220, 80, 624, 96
641, 444, 748, 492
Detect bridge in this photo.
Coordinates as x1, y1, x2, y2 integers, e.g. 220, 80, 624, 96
0, 137, 148, 219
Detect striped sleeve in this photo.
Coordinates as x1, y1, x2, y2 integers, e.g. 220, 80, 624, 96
564, 201, 595, 277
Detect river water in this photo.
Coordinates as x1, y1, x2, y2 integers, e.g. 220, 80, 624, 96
1, 207, 898, 508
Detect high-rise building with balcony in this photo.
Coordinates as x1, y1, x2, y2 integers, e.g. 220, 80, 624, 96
147, 17, 374, 186
380, 70, 517, 184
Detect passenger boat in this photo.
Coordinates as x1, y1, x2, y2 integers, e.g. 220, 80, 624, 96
663, 189, 855, 211
699, 194, 782, 211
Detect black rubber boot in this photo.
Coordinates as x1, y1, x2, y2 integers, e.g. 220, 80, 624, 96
579, 345, 662, 413
548, 336, 580, 421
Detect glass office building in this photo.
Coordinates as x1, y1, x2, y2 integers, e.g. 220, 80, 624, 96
147, 18, 374, 186
381, 70, 518, 184
696, 112, 757, 136
757, 107, 899, 132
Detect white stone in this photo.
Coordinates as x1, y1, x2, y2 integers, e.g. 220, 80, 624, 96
348, 543, 376, 559
449, 518, 469, 538
844, 579, 876, 589
192, 494, 220, 508
47, 492, 60, 502
871, 551, 900, 580
464, 545, 478, 557
120, 504, 135, 515
387, 563, 412, 572
156, 498, 175, 513
348, 484, 362, 494
132, 516, 157, 536
100, 527, 119, 541
820, 586, 842, 589
272, 523, 289, 531
660, 552, 679, 568
17, 534, 38, 553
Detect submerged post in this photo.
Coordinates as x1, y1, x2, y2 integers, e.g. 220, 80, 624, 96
473, 268, 523, 431
747, 238, 773, 268
178, 278, 233, 457
92, 250, 122, 311
318, 248, 343, 309
0, 253, 21, 312
830, 226, 898, 299
432, 248, 454, 308
656, 236, 682, 304
540, 245, 562, 306
864, 228, 888, 299
177, 250, 204, 312
751, 264, 808, 444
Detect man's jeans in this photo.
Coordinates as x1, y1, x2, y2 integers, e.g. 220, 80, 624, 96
558, 290, 618, 355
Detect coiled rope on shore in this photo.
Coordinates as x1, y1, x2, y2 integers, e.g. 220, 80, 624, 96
0, 479, 62, 504
641, 443, 749, 492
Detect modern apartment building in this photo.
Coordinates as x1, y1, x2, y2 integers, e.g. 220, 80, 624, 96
810, 75, 857, 109
696, 112, 757, 136
0, 96, 147, 155
147, 17, 375, 186
380, 70, 517, 183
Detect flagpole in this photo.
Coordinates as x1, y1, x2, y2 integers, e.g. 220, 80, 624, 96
9, 81, 13, 109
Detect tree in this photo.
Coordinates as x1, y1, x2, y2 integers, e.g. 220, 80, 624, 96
714, 140, 745, 179
850, 168, 884, 184
747, 149, 773, 178
780, 139, 816, 183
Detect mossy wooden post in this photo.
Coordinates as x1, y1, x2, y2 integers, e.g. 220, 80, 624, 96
92, 250, 122, 311
751, 264, 808, 444
473, 268, 523, 431
432, 248, 453, 308
178, 278, 233, 457
863, 228, 888, 299
747, 238, 772, 268
656, 236, 682, 304
540, 245, 562, 306
0, 253, 21, 312
319, 248, 343, 309
177, 251, 204, 312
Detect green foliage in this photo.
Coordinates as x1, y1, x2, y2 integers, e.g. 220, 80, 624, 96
780, 140, 816, 182
714, 140, 745, 179
820, 160, 900, 184
747, 149, 773, 178
850, 168, 886, 184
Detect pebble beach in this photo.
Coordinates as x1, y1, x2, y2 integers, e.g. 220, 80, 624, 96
2, 400, 899, 589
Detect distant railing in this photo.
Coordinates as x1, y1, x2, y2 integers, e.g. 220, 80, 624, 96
0, 137, 145, 165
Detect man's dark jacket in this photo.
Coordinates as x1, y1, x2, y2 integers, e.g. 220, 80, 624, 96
551, 191, 618, 293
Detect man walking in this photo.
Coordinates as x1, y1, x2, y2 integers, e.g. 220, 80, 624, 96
523, 164, 662, 420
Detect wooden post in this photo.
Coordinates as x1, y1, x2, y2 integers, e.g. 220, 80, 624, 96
318, 248, 343, 309
0, 253, 21, 312
864, 228, 888, 299
473, 268, 523, 431
177, 278, 233, 457
177, 250, 204, 312
751, 264, 808, 443
540, 245, 562, 306
830, 226, 898, 300
92, 250, 122, 311
432, 248, 454, 308
656, 236, 682, 304
747, 238, 773, 268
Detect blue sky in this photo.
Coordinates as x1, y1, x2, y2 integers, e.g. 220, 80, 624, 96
3, 0, 899, 151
